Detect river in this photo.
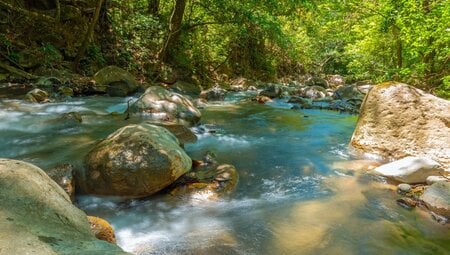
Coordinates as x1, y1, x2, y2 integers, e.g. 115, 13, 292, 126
0, 92, 448, 254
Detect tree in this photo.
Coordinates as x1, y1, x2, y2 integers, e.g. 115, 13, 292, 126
158, 0, 187, 63
74, 0, 105, 71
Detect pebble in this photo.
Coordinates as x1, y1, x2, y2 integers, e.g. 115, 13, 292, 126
397, 183, 412, 193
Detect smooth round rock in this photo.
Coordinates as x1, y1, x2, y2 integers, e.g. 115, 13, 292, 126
397, 183, 412, 193
80, 123, 192, 197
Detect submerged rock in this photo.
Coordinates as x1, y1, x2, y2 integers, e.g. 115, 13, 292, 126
288, 96, 313, 109
170, 164, 239, 200
130, 86, 201, 126
420, 182, 450, 218
373, 157, 443, 183
350, 82, 450, 167
331, 159, 382, 172
254, 95, 272, 104
93, 66, 138, 96
80, 123, 192, 198
0, 159, 127, 254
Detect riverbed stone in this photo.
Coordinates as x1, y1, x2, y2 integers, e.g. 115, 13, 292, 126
130, 86, 201, 126
350, 82, 450, 167
259, 84, 282, 98
0, 159, 127, 255
397, 183, 412, 194
58, 86, 74, 96
80, 123, 192, 197
170, 80, 202, 96
200, 87, 227, 101
298, 85, 327, 99
93, 65, 138, 96
326, 75, 345, 89
87, 216, 117, 244
254, 95, 272, 104
170, 164, 239, 200
288, 96, 313, 109
25, 88, 49, 103
193, 98, 208, 109
146, 121, 197, 144
333, 85, 364, 101
305, 77, 329, 88
373, 157, 442, 183
420, 182, 450, 218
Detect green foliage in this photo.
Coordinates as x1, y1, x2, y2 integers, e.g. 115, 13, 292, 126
435, 76, 450, 99
100, 0, 448, 93
87, 44, 106, 66
108, 0, 165, 72
37, 43, 62, 68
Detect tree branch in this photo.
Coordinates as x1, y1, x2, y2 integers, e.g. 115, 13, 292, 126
0, 1, 55, 23
0, 62, 37, 79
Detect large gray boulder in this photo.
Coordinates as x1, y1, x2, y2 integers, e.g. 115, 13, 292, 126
130, 86, 201, 126
350, 82, 450, 168
79, 123, 192, 197
420, 182, 450, 218
0, 159, 127, 255
373, 156, 443, 183
93, 66, 138, 96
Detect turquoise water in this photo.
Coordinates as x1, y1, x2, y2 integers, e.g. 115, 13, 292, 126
0, 93, 448, 254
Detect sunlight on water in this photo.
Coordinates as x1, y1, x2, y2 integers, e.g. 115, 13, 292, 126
1, 93, 448, 254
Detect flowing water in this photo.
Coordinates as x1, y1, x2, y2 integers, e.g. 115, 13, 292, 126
0, 92, 448, 255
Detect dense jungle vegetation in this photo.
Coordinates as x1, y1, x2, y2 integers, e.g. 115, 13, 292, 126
0, 0, 449, 97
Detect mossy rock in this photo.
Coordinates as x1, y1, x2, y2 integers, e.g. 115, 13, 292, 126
93, 66, 138, 96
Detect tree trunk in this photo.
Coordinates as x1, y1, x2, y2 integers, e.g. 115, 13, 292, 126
55, 0, 60, 22
148, 0, 160, 16
73, 0, 105, 71
158, 0, 187, 63
392, 25, 402, 69
422, 0, 435, 74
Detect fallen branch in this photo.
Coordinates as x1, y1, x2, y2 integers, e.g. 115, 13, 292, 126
0, 1, 55, 23
0, 62, 37, 80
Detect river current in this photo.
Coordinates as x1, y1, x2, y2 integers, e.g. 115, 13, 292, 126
0, 92, 448, 254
